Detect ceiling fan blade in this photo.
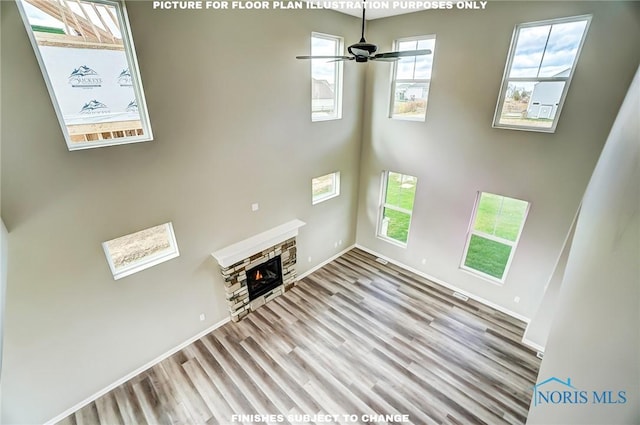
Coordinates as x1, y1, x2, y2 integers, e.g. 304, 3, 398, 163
373, 49, 432, 59
329, 57, 355, 62
370, 57, 400, 62
296, 55, 353, 60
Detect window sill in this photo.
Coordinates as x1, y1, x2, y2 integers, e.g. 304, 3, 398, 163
459, 266, 505, 286
390, 115, 426, 122
111, 251, 180, 280
376, 235, 408, 249
312, 193, 340, 205
312, 116, 342, 122
492, 122, 557, 133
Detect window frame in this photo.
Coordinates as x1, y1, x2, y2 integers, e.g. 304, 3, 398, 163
102, 222, 180, 280
15, 0, 153, 150
460, 192, 530, 284
389, 34, 436, 122
311, 171, 341, 205
311, 32, 344, 122
492, 14, 592, 133
376, 171, 418, 248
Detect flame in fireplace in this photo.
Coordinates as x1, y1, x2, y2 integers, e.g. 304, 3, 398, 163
255, 270, 263, 280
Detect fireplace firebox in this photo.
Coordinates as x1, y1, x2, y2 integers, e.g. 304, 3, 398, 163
246, 256, 283, 300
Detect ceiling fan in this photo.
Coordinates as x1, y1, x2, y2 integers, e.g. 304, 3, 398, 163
296, 6, 432, 63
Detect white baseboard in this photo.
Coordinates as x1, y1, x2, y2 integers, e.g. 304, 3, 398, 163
521, 336, 546, 353
45, 246, 354, 424
45, 243, 535, 424
298, 244, 356, 280
45, 316, 231, 425
354, 244, 531, 324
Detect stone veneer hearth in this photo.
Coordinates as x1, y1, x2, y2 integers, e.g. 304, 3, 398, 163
211, 220, 305, 321
221, 238, 297, 321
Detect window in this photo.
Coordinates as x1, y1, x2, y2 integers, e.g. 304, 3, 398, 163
15, 0, 153, 150
493, 15, 591, 132
312, 171, 340, 204
378, 171, 418, 246
103, 222, 179, 280
311, 33, 343, 121
389, 36, 436, 121
461, 193, 530, 283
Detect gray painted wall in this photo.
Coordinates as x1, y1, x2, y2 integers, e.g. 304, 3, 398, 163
0, 219, 6, 420
527, 65, 639, 424
356, 1, 640, 319
0, 2, 364, 423
2, 1, 639, 423
524, 217, 576, 350
0, 0, 3, 419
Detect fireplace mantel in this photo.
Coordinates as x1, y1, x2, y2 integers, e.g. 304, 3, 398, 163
211, 219, 306, 268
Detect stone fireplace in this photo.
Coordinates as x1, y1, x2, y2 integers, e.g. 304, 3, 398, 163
211, 220, 305, 321
246, 255, 283, 300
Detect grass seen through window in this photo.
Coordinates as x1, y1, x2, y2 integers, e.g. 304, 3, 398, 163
463, 193, 528, 281
473, 193, 528, 241
465, 235, 512, 279
379, 172, 417, 244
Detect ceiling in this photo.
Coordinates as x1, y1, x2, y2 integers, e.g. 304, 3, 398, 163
330, 6, 428, 20
304, 1, 428, 20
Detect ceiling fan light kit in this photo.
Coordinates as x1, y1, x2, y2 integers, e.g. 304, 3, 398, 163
296, 6, 432, 63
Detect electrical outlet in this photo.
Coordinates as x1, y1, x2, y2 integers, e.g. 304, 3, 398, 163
421, 258, 427, 265
514, 296, 520, 303
199, 313, 205, 321
308, 256, 312, 263
338, 239, 343, 246
251, 203, 259, 211
334, 241, 338, 248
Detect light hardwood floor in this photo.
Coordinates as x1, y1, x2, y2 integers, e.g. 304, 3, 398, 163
58, 248, 540, 425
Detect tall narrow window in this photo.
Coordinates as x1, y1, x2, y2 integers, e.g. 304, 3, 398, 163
390, 36, 436, 121
312, 171, 340, 205
461, 193, 530, 283
378, 171, 418, 246
493, 15, 591, 132
311, 33, 343, 121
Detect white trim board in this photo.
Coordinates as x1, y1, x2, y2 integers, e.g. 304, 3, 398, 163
44, 241, 340, 424
522, 337, 546, 353
300, 244, 536, 348
354, 244, 531, 324
211, 219, 306, 268
45, 316, 231, 425
45, 243, 531, 424
298, 244, 356, 280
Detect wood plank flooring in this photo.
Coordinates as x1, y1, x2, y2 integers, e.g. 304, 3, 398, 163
58, 248, 540, 425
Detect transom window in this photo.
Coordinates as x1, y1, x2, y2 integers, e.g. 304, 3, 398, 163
493, 15, 591, 132
377, 171, 418, 246
461, 193, 530, 283
312, 171, 340, 204
103, 222, 179, 280
311, 33, 343, 121
390, 35, 436, 121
